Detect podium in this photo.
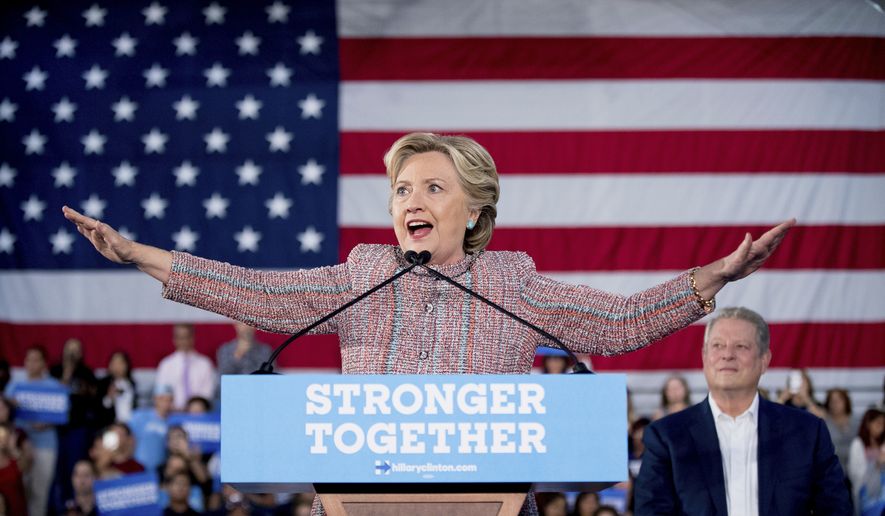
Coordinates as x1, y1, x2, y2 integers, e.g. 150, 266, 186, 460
221, 374, 627, 516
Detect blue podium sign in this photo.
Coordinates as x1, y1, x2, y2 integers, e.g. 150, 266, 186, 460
221, 374, 627, 492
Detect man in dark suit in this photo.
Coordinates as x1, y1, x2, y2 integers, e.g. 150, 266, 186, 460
634, 307, 851, 515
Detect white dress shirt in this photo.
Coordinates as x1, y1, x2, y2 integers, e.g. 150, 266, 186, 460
155, 350, 217, 410
709, 394, 760, 516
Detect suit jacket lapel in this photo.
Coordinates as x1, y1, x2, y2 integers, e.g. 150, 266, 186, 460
689, 399, 729, 515
756, 398, 777, 515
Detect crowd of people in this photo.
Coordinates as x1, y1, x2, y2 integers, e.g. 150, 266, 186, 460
2, 325, 882, 516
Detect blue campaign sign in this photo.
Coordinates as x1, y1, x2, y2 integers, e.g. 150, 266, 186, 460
168, 413, 221, 453
221, 374, 627, 492
94, 471, 161, 516
12, 383, 69, 424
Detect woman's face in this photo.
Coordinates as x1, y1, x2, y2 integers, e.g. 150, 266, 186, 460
108, 353, 128, 378
665, 378, 687, 404
869, 415, 885, 439
391, 152, 477, 266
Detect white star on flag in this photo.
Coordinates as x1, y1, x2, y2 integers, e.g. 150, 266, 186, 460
173, 95, 199, 120
83, 65, 109, 89
52, 98, 77, 122
203, 193, 230, 218
299, 159, 325, 185
205, 63, 230, 87
174, 161, 200, 186
298, 93, 325, 119
112, 33, 138, 57
0, 37, 18, 59
23, 67, 48, 91
54, 35, 78, 57
265, 192, 293, 219
266, 126, 292, 152
112, 97, 137, 121
204, 3, 226, 24
83, 5, 108, 27
142, 128, 168, 154
142, 193, 168, 219
144, 64, 169, 87
53, 162, 77, 188
236, 95, 262, 119
266, 2, 290, 23
172, 226, 199, 251
174, 33, 198, 56
297, 31, 323, 55
204, 128, 230, 153
0, 228, 15, 254
297, 226, 324, 253
0, 164, 17, 187
234, 226, 261, 252
23, 129, 47, 155
82, 130, 107, 155
236, 160, 262, 185
24, 7, 47, 27
81, 194, 107, 219
236, 31, 260, 55
143, 2, 168, 25
50, 228, 75, 255
21, 195, 47, 221
267, 63, 292, 87
0, 98, 17, 121
112, 161, 138, 186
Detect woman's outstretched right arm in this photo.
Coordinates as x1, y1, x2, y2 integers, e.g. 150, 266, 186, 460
62, 206, 172, 284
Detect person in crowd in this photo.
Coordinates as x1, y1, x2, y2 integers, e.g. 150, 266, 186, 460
63, 133, 794, 516
536, 492, 568, 516
89, 423, 144, 479
159, 452, 207, 513
591, 507, 619, 516
4, 345, 64, 516
777, 368, 827, 419
155, 324, 217, 411
130, 384, 175, 472
186, 396, 212, 415
652, 375, 692, 420
628, 417, 651, 480
541, 354, 569, 374
635, 306, 850, 515
848, 408, 885, 513
0, 396, 32, 475
96, 350, 138, 427
216, 321, 272, 377
50, 337, 101, 507
825, 388, 860, 476
0, 422, 28, 516
571, 492, 600, 516
163, 470, 201, 516
164, 426, 211, 496
60, 459, 98, 516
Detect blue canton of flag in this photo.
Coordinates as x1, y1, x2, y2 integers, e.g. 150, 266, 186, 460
0, 0, 339, 270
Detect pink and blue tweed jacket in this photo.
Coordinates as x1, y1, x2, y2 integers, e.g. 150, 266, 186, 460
162, 243, 706, 514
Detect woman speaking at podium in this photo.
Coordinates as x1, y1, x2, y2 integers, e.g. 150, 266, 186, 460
63, 132, 792, 515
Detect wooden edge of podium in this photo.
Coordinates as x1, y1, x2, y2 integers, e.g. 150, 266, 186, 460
319, 492, 528, 516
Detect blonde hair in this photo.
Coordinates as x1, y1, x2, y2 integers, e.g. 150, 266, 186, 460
383, 133, 499, 253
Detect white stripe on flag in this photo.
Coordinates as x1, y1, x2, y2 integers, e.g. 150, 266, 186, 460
1, 270, 882, 323
339, 175, 885, 227
337, 0, 885, 37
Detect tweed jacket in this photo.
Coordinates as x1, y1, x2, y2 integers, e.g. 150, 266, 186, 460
163, 243, 706, 516
163, 244, 705, 374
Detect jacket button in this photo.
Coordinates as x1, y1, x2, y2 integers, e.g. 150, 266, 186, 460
424, 303, 433, 313
418, 351, 428, 360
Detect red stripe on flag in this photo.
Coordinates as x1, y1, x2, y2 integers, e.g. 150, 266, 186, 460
341, 37, 885, 81
341, 131, 885, 175
340, 226, 885, 271
0, 323, 341, 370
562, 322, 885, 370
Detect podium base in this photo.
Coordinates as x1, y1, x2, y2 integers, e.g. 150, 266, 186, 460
318, 492, 527, 516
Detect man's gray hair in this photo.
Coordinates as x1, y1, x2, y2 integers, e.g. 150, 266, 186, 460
703, 306, 770, 355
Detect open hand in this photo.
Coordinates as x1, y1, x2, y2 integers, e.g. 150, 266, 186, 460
62, 206, 136, 264
717, 219, 796, 282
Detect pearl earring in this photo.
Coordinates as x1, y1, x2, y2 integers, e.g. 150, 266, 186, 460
466, 220, 475, 230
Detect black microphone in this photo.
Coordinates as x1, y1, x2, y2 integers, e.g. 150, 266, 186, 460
253, 250, 426, 374
413, 251, 591, 374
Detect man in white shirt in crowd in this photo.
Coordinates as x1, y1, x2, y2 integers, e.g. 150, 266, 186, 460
155, 324, 217, 410
635, 306, 850, 515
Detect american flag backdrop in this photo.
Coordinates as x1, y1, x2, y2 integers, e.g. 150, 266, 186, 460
1, 1, 883, 391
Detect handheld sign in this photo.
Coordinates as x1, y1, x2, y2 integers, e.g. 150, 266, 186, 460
168, 412, 221, 454
11, 383, 69, 424
94, 471, 161, 516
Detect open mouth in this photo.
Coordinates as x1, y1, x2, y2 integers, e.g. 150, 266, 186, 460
407, 220, 433, 238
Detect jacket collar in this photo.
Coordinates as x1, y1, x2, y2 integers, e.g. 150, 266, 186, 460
692, 398, 728, 515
